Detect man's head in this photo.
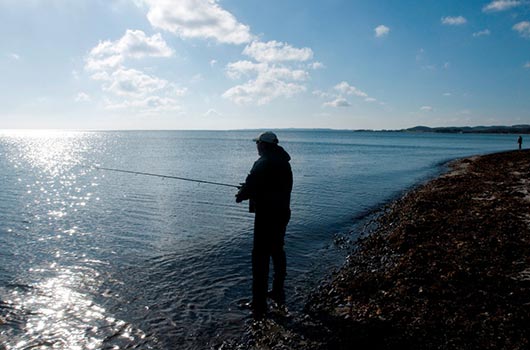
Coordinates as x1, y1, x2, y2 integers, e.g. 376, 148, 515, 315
253, 131, 279, 156
253, 131, 279, 145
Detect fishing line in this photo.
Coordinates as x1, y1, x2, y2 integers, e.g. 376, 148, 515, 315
93, 166, 240, 189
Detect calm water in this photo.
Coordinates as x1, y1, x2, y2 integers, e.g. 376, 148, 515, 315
0, 130, 518, 349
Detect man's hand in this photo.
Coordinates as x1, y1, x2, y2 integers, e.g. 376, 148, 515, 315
235, 183, 246, 203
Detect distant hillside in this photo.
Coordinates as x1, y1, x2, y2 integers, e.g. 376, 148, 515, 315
402, 125, 530, 134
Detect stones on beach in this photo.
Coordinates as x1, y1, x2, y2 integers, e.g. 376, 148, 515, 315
222, 150, 530, 350
299, 150, 530, 349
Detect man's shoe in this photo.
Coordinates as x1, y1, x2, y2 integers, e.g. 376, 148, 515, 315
267, 290, 285, 305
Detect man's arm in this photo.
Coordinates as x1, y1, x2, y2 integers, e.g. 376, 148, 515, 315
235, 160, 263, 203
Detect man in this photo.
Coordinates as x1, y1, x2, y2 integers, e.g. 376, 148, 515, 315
518, 135, 523, 150
236, 131, 293, 319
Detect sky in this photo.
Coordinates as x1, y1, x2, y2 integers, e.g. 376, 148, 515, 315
0, 0, 529, 130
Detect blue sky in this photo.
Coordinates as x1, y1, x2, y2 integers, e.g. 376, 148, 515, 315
1, 0, 529, 130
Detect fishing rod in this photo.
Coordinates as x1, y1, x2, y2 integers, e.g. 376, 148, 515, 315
94, 166, 240, 189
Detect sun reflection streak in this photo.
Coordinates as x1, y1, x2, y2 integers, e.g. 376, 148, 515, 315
0, 130, 152, 348
1, 268, 105, 349
0, 130, 93, 178
0, 263, 148, 350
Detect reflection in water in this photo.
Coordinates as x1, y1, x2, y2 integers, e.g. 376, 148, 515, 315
4, 268, 104, 349
0, 130, 143, 349
0, 130, 91, 176
1, 263, 149, 349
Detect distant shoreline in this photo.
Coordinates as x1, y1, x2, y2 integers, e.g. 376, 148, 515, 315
1, 125, 529, 134
235, 125, 530, 134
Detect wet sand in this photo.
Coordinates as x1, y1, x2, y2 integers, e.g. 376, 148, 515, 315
223, 149, 530, 349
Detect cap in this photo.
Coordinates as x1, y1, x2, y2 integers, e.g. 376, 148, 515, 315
253, 131, 279, 144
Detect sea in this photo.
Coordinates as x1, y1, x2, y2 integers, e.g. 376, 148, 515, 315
0, 130, 519, 349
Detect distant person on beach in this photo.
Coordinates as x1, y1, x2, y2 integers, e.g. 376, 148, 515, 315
518, 136, 523, 150
236, 131, 293, 319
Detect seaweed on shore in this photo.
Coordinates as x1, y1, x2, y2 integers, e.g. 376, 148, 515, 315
303, 150, 530, 349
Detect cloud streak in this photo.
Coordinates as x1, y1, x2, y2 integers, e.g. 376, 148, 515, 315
441, 16, 467, 26
324, 97, 351, 107
473, 29, 491, 37
513, 21, 530, 38
317, 81, 378, 108
242, 41, 313, 63
483, 0, 522, 12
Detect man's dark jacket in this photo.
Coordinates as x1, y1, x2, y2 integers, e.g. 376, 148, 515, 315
237, 145, 292, 213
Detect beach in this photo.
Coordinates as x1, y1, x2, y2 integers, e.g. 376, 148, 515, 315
231, 149, 530, 349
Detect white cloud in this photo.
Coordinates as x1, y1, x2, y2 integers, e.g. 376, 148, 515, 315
223, 61, 308, 105
225, 60, 265, 79
312, 90, 332, 99
334, 81, 368, 98
483, 0, 521, 12
317, 81, 378, 107
441, 16, 467, 26
210, 59, 217, 67
223, 40, 315, 105
85, 29, 173, 72
101, 68, 170, 98
524, 62, 530, 68
443, 92, 452, 96
242, 40, 313, 63
513, 21, 530, 38
222, 76, 306, 105
473, 29, 491, 37
85, 29, 184, 114
374, 25, 390, 38
8, 53, 20, 60
142, 0, 253, 44
226, 60, 308, 81
120, 30, 174, 58
420, 106, 434, 112
309, 61, 325, 69
75, 92, 91, 102
323, 97, 351, 108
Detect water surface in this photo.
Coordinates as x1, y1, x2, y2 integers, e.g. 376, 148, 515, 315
0, 130, 518, 349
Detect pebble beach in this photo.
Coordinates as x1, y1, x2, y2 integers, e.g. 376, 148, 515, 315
226, 149, 530, 350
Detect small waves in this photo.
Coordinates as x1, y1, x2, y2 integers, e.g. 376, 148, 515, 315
0, 130, 516, 349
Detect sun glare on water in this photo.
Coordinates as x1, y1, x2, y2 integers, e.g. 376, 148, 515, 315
0, 130, 143, 348
0, 130, 94, 177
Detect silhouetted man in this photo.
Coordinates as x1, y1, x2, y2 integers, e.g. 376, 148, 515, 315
518, 135, 523, 150
236, 131, 293, 319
